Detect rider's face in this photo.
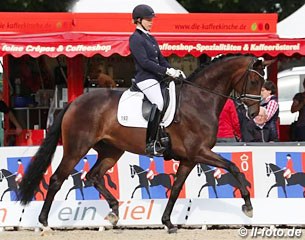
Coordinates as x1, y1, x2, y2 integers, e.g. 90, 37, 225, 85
141, 18, 153, 31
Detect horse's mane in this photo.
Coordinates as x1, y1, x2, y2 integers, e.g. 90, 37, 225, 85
200, 164, 211, 171
269, 163, 280, 170
186, 53, 253, 82
1, 169, 11, 174
133, 165, 144, 172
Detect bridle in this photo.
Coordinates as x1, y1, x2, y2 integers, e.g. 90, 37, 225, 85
266, 163, 283, 176
180, 57, 265, 102
236, 59, 265, 103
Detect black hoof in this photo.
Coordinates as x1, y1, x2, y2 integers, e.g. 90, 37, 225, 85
167, 226, 178, 234
106, 212, 119, 226
242, 204, 253, 218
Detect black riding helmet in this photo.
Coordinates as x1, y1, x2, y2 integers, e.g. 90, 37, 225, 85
132, 4, 155, 23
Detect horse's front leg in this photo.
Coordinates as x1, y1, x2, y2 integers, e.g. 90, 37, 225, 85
162, 161, 196, 233
266, 183, 277, 198
196, 148, 253, 218
87, 144, 124, 226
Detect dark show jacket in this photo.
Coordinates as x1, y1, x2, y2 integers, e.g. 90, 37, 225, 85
129, 28, 170, 83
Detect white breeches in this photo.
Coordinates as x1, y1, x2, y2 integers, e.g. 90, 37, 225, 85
137, 79, 164, 111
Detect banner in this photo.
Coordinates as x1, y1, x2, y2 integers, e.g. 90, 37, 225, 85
0, 145, 304, 228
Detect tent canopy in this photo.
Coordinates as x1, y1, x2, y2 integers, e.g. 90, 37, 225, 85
72, 0, 188, 13
0, 12, 303, 58
277, 4, 305, 38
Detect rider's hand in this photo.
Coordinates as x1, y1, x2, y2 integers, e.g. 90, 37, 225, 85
166, 68, 182, 79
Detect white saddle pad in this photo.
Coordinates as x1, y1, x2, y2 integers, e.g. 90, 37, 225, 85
117, 81, 176, 128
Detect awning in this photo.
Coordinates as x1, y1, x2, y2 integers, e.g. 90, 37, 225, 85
0, 32, 303, 58
0, 12, 303, 58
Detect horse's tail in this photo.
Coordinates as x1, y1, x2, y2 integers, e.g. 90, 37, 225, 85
18, 104, 70, 205
105, 173, 117, 190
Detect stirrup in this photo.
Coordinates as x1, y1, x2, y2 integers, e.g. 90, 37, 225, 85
146, 141, 166, 156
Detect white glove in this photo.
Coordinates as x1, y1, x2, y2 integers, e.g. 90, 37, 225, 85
166, 68, 182, 79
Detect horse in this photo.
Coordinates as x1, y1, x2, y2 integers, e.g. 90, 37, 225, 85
0, 169, 48, 201
265, 163, 305, 198
130, 164, 175, 199
18, 54, 272, 233
0, 169, 18, 201
65, 168, 117, 200
197, 163, 251, 198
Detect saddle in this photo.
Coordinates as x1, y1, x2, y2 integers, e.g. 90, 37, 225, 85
117, 80, 176, 128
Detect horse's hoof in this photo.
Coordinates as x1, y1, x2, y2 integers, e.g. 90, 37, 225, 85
242, 204, 253, 218
40, 226, 52, 236
167, 227, 178, 234
106, 212, 119, 226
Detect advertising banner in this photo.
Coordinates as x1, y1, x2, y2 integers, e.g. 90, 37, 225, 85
0, 145, 304, 228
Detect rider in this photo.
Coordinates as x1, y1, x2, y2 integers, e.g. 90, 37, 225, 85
15, 158, 24, 184
129, 4, 184, 156
81, 157, 90, 181
146, 157, 158, 181
283, 154, 295, 179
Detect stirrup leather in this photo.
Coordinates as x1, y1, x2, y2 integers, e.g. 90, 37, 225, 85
146, 141, 166, 156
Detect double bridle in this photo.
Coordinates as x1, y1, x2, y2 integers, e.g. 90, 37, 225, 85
180, 57, 265, 103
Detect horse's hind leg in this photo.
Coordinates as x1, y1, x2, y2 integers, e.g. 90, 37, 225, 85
39, 154, 86, 227
86, 143, 124, 226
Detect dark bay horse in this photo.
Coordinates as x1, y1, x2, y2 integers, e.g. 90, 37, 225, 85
18, 55, 272, 233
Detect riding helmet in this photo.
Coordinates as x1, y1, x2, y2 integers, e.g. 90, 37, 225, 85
132, 4, 155, 22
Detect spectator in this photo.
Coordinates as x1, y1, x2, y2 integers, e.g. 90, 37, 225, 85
290, 78, 305, 141
260, 81, 279, 141
234, 99, 249, 142
217, 98, 241, 143
243, 106, 277, 142
0, 90, 22, 145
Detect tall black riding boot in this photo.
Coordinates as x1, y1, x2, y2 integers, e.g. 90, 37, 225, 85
146, 104, 166, 156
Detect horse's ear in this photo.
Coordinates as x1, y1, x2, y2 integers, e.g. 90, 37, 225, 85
262, 59, 276, 67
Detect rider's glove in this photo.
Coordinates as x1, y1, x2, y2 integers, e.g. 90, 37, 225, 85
166, 68, 183, 79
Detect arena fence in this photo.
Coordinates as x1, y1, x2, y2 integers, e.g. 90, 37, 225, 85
0, 144, 304, 229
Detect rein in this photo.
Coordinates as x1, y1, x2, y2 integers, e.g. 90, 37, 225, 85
180, 58, 264, 102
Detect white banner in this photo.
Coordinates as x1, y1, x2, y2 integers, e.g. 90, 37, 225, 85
0, 145, 304, 228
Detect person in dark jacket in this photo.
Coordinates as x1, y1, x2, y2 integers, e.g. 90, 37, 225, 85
129, 4, 183, 156
290, 78, 305, 141
243, 107, 277, 142
0, 90, 22, 145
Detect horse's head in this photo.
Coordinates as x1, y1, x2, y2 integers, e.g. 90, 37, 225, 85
265, 162, 281, 177
234, 57, 275, 119
196, 164, 202, 176
0, 170, 3, 182
129, 165, 135, 178
265, 163, 271, 177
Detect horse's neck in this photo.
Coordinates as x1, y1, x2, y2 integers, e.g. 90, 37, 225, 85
3, 170, 10, 175
193, 60, 242, 95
